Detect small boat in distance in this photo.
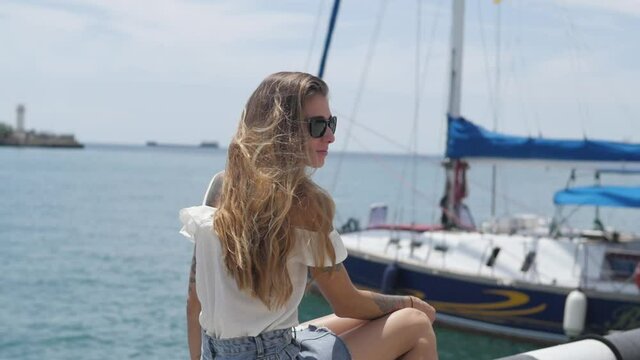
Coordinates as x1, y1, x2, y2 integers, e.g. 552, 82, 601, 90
144, 140, 219, 149
199, 141, 219, 149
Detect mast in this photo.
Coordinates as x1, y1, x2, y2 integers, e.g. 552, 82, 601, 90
447, 0, 465, 118
443, 0, 466, 228
317, 0, 341, 79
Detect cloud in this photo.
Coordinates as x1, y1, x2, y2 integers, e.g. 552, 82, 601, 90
554, 0, 640, 17
0, 0, 637, 152
0, 0, 317, 82
28, 0, 314, 44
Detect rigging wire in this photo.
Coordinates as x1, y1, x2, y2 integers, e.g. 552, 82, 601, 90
511, 0, 539, 137
401, 0, 446, 225
326, 0, 389, 225
345, 134, 437, 201
553, 2, 635, 144
466, 174, 542, 216
329, 0, 390, 194
329, 0, 447, 226
615, 101, 636, 143
477, 0, 499, 126
553, 1, 592, 138
410, 0, 423, 225
393, 158, 409, 226
420, 0, 446, 224
492, 1, 501, 218
304, 0, 327, 73
419, 0, 445, 96
388, 0, 446, 226
494, 1, 501, 133
566, 5, 634, 143
340, 116, 415, 153
505, 0, 526, 136
327, 119, 445, 225
478, 0, 504, 218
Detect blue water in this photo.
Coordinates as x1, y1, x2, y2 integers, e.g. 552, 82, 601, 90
2, 145, 638, 359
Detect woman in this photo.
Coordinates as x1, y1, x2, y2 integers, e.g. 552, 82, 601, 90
181, 72, 437, 360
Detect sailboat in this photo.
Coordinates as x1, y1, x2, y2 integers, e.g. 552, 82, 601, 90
318, 0, 640, 343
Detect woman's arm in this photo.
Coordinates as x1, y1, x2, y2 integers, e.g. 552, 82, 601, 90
186, 246, 202, 360
310, 263, 436, 322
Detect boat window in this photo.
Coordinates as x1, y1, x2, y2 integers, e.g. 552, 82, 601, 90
486, 247, 501, 267
603, 251, 640, 280
521, 251, 536, 272
434, 243, 448, 252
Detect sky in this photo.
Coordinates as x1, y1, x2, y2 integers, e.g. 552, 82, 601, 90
0, 0, 638, 155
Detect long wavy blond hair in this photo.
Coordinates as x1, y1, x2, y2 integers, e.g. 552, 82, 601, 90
214, 72, 337, 310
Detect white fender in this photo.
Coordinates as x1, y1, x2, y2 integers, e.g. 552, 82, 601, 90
563, 289, 587, 337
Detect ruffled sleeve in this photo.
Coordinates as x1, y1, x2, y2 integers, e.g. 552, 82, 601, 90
295, 229, 348, 267
179, 206, 215, 243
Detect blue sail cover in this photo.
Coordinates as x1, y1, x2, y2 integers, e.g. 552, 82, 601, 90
446, 116, 640, 162
554, 186, 640, 208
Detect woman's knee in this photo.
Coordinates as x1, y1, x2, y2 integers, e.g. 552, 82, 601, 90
397, 308, 437, 352
391, 308, 435, 341
391, 308, 431, 327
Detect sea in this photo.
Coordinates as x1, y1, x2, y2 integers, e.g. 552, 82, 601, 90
2, 144, 639, 359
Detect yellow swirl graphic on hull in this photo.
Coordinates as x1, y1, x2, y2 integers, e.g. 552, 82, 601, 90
428, 289, 547, 317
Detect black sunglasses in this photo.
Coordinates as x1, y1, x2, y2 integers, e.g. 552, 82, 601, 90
306, 116, 337, 138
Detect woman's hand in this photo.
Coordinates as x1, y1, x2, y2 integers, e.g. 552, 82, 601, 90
408, 296, 436, 323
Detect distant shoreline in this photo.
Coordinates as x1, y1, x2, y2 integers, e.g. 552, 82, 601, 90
47, 142, 445, 159
0, 141, 446, 159
0, 142, 84, 149
0, 127, 83, 149
0, 135, 84, 148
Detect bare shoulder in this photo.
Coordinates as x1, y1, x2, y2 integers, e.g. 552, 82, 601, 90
204, 170, 225, 207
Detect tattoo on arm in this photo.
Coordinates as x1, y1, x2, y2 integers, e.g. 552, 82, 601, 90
371, 293, 406, 315
188, 250, 196, 295
319, 263, 344, 274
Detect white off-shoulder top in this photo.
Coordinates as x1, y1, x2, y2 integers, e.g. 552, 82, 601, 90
179, 205, 347, 339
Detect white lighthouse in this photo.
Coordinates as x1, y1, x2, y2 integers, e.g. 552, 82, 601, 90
16, 104, 25, 133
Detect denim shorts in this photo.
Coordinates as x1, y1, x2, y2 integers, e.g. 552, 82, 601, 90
201, 325, 352, 360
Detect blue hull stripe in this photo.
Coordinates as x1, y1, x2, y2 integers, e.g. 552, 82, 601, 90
344, 256, 640, 336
